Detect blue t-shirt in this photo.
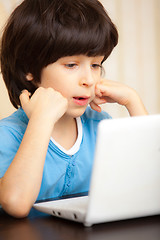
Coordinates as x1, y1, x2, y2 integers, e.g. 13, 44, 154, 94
0, 107, 111, 200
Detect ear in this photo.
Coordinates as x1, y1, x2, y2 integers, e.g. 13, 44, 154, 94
26, 73, 34, 81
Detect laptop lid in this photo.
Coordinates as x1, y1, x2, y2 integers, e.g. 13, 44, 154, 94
85, 114, 160, 225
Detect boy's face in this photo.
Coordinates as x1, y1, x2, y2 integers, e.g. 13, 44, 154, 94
39, 55, 104, 118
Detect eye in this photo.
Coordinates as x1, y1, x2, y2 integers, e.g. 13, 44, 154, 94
91, 64, 102, 70
65, 63, 77, 69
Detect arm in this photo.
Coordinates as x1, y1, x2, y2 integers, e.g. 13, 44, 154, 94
90, 79, 148, 116
0, 87, 68, 217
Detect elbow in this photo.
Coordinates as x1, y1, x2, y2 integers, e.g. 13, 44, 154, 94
1, 193, 32, 218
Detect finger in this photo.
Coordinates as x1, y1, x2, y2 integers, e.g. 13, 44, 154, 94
96, 83, 107, 93
95, 84, 103, 97
93, 96, 107, 105
19, 89, 30, 107
90, 101, 102, 112
95, 83, 109, 98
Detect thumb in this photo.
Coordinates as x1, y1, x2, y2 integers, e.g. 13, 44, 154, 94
19, 89, 30, 107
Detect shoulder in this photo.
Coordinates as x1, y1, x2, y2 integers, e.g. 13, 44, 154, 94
80, 107, 112, 138
0, 108, 28, 138
81, 106, 112, 123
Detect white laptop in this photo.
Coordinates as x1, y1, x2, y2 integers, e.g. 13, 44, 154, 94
34, 114, 160, 227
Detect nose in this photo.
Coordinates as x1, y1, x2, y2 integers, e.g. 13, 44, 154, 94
79, 69, 95, 87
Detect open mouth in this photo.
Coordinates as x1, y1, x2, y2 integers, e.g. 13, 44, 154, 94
74, 97, 87, 100
73, 96, 89, 106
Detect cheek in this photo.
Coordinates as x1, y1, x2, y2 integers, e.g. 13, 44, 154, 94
39, 73, 61, 89
96, 74, 101, 83
93, 73, 101, 84
89, 88, 96, 103
52, 82, 71, 99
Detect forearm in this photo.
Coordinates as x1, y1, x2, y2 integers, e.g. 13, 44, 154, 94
92, 80, 148, 116
125, 90, 148, 117
0, 115, 54, 217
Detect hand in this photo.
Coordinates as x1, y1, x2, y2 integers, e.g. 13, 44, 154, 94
19, 87, 68, 123
90, 79, 148, 116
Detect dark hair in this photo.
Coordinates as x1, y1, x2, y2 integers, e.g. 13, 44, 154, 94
0, 0, 118, 108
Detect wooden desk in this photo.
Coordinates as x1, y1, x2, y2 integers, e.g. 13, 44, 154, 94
0, 207, 160, 240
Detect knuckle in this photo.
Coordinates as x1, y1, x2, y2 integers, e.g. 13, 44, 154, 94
47, 87, 54, 93
37, 86, 43, 91
36, 87, 44, 94
20, 89, 27, 97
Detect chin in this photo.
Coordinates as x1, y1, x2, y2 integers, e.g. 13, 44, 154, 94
67, 106, 88, 118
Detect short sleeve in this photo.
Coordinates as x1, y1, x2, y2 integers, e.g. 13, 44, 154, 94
0, 126, 22, 178
81, 107, 112, 122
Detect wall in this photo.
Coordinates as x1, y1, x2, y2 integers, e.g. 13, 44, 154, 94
0, 0, 160, 119
0, 0, 22, 119
101, 0, 160, 117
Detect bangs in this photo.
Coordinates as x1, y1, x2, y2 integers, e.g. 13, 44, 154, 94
40, 0, 118, 66
49, 23, 113, 61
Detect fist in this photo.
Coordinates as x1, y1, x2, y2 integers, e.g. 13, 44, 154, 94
20, 87, 68, 123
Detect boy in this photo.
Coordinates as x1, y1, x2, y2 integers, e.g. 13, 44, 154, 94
0, 0, 147, 218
